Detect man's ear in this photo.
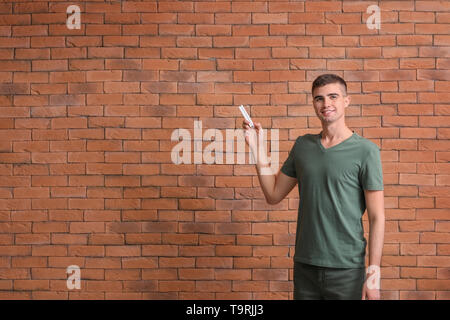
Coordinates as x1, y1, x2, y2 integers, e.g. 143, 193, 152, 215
344, 94, 351, 108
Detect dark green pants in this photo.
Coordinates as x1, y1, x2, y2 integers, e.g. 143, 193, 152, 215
294, 261, 365, 300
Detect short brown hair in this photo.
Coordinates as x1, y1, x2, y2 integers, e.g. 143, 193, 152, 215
312, 74, 347, 96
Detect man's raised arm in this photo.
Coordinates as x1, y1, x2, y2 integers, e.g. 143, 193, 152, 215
243, 121, 297, 205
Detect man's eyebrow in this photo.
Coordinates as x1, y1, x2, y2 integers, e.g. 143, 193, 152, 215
313, 92, 341, 99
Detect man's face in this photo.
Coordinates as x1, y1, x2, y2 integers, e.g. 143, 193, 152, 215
312, 83, 350, 124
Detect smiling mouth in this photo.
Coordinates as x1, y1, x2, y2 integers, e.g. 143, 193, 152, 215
322, 109, 335, 116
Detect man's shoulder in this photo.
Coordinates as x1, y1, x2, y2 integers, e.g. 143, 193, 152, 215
294, 132, 319, 144
352, 133, 380, 152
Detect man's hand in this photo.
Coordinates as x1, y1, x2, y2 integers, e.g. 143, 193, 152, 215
242, 120, 263, 157
362, 282, 380, 300
362, 265, 381, 300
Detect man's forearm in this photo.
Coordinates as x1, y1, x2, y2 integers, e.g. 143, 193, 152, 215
367, 213, 385, 268
254, 147, 277, 204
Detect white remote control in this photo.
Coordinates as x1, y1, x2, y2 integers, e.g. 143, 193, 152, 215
239, 105, 254, 128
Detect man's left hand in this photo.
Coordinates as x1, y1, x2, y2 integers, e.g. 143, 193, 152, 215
362, 281, 380, 300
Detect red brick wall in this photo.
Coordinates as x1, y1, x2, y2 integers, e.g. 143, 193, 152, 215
0, 0, 449, 300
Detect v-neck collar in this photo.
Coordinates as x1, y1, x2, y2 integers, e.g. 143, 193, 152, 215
317, 130, 356, 152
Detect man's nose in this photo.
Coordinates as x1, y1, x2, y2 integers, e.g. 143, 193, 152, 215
324, 97, 333, 107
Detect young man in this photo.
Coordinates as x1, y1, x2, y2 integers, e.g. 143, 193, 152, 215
243, 74, 385, 300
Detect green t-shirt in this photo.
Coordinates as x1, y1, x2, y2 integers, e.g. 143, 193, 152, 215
281, 131, 384, 268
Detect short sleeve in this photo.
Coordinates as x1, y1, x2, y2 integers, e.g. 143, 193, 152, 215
360, 146, 384, 190
280, 138, 299, 178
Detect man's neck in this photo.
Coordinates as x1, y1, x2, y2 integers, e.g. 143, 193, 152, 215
320, 122, 353, 142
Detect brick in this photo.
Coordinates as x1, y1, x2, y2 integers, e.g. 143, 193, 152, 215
214, 36, 250, 48
398, 35, 432, 46
382, 92, 416, 103
399, 80, 434, 92
286, 36, 322, 48
196, 71, 231, 83
195, 2, 230, 13
434, 35, 450, 46
420, 233, 450, 244
383, 47, 418, 58
416, 1, 450, 11
382, 279, 416, 290
418, 256, 450, 267
344, 70, 379, 81
342, 24, 377, 36
306, 24, 340, 35
419, 116, 450, 127
398, 197, 434, 209
417, 280, 450, 291
382, 138, 417, 151
309, 47, 345, 58
253, 13, 287, 24
305, 1, 341, 12
416, 24, 450, 35
420, 47, 450, 59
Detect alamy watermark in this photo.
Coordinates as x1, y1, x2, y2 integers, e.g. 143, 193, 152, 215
366, 265, 381, 290
171, 120, 279, 175
366, 4, 381, 30
66, 5, 81, 30
66, 265, 81, 290
66, 4, 381, 31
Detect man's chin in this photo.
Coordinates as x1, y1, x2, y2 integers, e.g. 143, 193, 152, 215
320, 117, 335, 123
